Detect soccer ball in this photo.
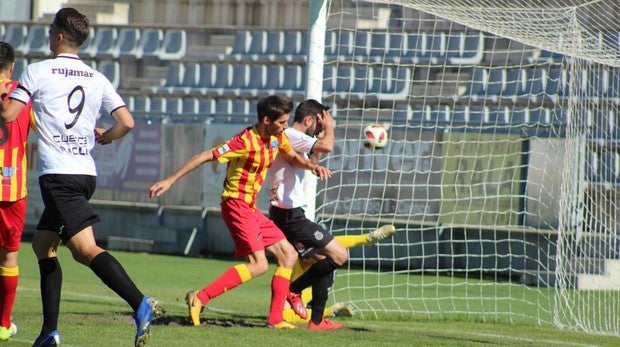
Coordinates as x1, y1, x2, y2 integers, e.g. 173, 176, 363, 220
363, 124, 388, 149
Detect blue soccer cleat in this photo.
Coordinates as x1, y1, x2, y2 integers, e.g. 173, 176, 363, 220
32, 329, 60, 347
134, 296, 162, 347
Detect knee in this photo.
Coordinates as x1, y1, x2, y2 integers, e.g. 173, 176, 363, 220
332, 250, 348, 267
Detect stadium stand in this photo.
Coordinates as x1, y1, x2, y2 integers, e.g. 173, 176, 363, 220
4, 24, 28, 55
115, 27, 141, 58
24, 24, 50, 57
158, 29, 187, 60
138, 28, 163, 59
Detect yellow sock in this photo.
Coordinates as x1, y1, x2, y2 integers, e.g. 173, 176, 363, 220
335, 234, 370, 248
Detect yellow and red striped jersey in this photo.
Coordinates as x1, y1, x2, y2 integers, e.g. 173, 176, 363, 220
0, 80, 34, 201
212, 126, 292, 209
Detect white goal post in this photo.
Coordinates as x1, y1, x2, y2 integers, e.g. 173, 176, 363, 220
306, 0, 620, 336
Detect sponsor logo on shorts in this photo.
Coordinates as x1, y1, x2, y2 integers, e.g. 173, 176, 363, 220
314, 230, 323, 241
294, 241, 306, 254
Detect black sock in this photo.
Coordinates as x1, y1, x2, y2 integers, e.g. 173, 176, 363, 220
90, 252, 144, 311
39, 257, 62, 335
310, 273, 333, 324
290, 258, 339, 293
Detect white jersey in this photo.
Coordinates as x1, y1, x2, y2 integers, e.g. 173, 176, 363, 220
10, 54, 125, 176
269, 127, 317, 209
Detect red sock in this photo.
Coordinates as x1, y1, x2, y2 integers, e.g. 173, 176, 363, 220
267, 267, 292, 325
197, 264, 251, 303
0, 266, 18, 328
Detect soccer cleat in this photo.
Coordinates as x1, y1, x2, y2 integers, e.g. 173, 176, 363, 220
332, 302, 355, 317
32, 329, 60, 347
134, 296, 162, 347
185, 290, 204, 326
0, 322, 17, 340
269, 321, 297, 329
308, 318, 344, 331
366, 225, 396, 245
286, 292, 308, 319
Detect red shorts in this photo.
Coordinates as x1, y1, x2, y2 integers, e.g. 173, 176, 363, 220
0, 199, 26, 251
221, 199, 286, 258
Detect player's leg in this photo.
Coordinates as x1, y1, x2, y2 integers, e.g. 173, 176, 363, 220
32, 228, 62, 346
335, 224, 397, 248
0, 199, 25, 340
188, 200, 264, 326
308, 274, 343, 330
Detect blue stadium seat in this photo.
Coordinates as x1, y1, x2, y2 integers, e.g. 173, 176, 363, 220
352, 31, 371, 60
198, 99, 215, 116
89, 27, 117, 58
159, 29, 186, 60
384, 32, 406, 63
367, 65, 411, 101
487, 106, 511, 126
264, 31, 284, 60
12, 57, 27, 80
166, 97, 182, 115
510, 108, 530, 126
4, 24, 28, 55
128, 95, 150, 114
502, 68, 526, 101
424, 32, 446, 63
265, 65, 284, 92
178, 62, 201, 94
149, 96, 167, 115
139, 28, 163, 59
450, 105, 489, 126
484, 68, 506, 102
116, 28, 141, 58
229, 31, 252, 58
545, 69, 569, 103
246, 30, 267, 60
180, 97, 199, 115
215, 99, 232, 116
402, 32, 425, 63
212, 64, 234, 95
0, 24, 5, 41
80, 27, 96, 56
460, 67, 487, 100
246, 64, 267, 93
409, 105, 432, 126
528, 49, 564, 63
198, 63, 215, 92
589, 109, 618, 141
447, 31, 485, 65
231, 99, 251, 117
158, 62, 183, 93
25, 24, 50, 57
592, 151, 620, 186
523, 68, 547, 103
369, 32, 389, 60
430, 105, 451, 124
281, 65, 305, 97
98, 60, 120, 89
282, 30, 307, 62
528, 108, 551, 125
325, 31, 354, 58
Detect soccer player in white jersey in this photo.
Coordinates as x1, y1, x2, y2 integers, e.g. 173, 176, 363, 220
0, 8, 160, 347
269, 99, 396, 330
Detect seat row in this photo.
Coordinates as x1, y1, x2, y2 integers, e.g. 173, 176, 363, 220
587, 150, 620, 186
225, 29, 485, 65
0, 23, 186, 60
125, 95, 253, 122
154, 61, 412, 101
458, 66, 620, 104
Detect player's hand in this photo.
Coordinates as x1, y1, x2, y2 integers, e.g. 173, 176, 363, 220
312, 165, 333, 180
316, 109, 334, 131
0, 81, 10, 101
149, 179, 173, 198
94, 128, 111, 144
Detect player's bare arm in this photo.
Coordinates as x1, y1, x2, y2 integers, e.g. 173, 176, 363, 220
283, 150, 333, 180
149, 149, 215, 198
312, 109, 335, 154
0, 84, 25, 123
95, 106, 135, 145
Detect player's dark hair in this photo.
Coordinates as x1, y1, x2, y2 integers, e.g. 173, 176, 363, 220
52, 7, 89, 47
0, 42, 15, 72
293, 99, 329, 123
256, 95, 294, 122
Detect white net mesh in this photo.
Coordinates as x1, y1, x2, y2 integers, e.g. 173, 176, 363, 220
314, 0, 620, 335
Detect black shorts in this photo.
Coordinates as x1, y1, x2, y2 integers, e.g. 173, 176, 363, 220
37, 174, 101, 243
269, 206, 334, 259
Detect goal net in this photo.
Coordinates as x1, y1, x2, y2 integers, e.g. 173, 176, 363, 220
313, 0, 620, 335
